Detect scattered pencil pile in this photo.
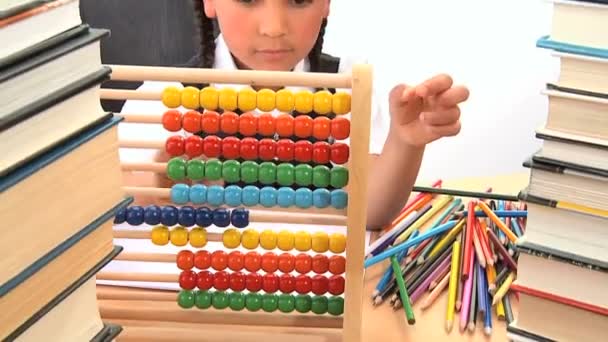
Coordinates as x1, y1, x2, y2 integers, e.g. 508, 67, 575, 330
365, 182, 525, 335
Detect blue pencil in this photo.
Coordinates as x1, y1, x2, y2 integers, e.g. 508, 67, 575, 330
497, 200, 506, 243
372, 231, 420, 297
510, 217, 523, 238
457, 210, 527, 218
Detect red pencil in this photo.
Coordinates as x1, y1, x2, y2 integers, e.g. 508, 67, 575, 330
462, 200, 477, 280
475, 219, 494, 266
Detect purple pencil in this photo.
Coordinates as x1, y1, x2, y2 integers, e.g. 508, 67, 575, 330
459, 254, 475, 332
410, 254, 452, 303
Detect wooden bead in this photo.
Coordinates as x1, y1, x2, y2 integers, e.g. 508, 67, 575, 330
257, 88, 276, 111
278, 253, 295, 273
182, 110, 202, 133
222, 228, 241, 249
238, 88, 257, 112
189, 227, 207, 248
179, 270, 197, 290
239, 112, 258, 137
201, 111, 220, 134
313, 90, 332, 115
276, 89, 294, 112
194, 250, 211, 269
261, 252, 279, 273
311, 232, 329, 253
200, 87, 219, 110
331, 117, 350, 140
176, 250, 195, 270
312, 117, 331, 140
329, 233, 346, 253
162, 86, 181, 108
161, 110, 182, 132
277, 230, 295, 251
332, 92, 351, 115
181, 86, 200, 109
241, 229, 260, 250
219, 87, 238, 111
328, 255, 345, 274
258, 113, 276, 136
294, 231, 311, 251
260, 230, 277, 250
244, 252, 262, 273
294, 254, 312, 274
294, 90, 313, 113
276, 114, 294, 137
211, 251, 228, 271
220, 111, 239, 134
170, 226, 189, 246
227, 251, 244, 271
197, 271, 214, 290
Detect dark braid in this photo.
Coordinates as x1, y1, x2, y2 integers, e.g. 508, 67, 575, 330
192, 0, 216, 69
308, 18, 328, 73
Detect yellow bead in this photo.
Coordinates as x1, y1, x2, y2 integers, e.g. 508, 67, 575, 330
259, 230, 277, 250
170, 226, 189, 246
277, 230, 295, 251
311, 232, 329, 253
241, 229, 260, 250
219, 87, 238, 111
329, 233, 346, 253
238, 88, 257, 112
200, 86, 219, 110
276, 89, 294, 112
223, 228, 241, 249
181, 86, 200, 109
189, 227, 207, 248
151, 225, 169, 245
294, 90, 313, 113
257, 88, 276, 112
313, 90, 332, 115
332, 92, 351, 115
294, 231, 312, 251
161, 86, 181, 108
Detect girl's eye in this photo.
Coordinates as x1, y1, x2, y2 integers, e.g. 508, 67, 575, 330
289, 0, 313, 7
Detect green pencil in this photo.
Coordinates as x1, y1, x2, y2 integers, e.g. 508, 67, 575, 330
390, 255, 415, 324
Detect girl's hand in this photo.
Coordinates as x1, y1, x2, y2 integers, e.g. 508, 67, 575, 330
388, 74, 469, 147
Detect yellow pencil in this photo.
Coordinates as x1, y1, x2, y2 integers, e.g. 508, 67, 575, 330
428, 219, 465, 259
492, 272, 515, 306
496, 296, 506, 320
445, 238, 461, 333
394, 195, 453, 244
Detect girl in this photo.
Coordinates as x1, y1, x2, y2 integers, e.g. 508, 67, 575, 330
121, 0, 469, 230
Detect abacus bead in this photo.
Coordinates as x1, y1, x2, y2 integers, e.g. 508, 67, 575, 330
165, 135, 185, 156
167, 158, 186, 181
238, 88, 257, 112
313, 90, 333, 115
213, 271, 230, 291
258, 113, 275, 136
197, 272, 213, 291
227, 251, 244, 271
276, 163, 295, 186
144, 205, 161, 225
258, 139, 276, 161
241, 229, 260, 250
178, 206, 196, 227
162, 86, 181, 108
211, 250, 228, 271
224, 185, 242, 207
259, 187, 277, 207
182, 110, 202, 133
311, 296, 328, 314
161, 109, 182, 131
331, 190, 348, 209
312, 165, 330, 188
213, 208, 231, 228
295, 275, 312, 294
330, 166, 348, 188
259, 230, 277, 250
187, 160, 206, 181
261, 252, 279, 273
311, 254, 329, 274
212, 291, 230, 309
242, 185, 260, 206
239, 112, 258, 137
223, 228, 241, 249
277, 187, 295, 208
244, 252, 262, 273
278, 294, 295, 313
207, 185, 225, 206
294, 140, 313, 163
160, 205, 179, 226
328, 275, 345, 295
294, 231, 312, 252
195, 207, 212, 227
312, 142, 330, 164
114, 207, 126, 224
230, 208, 249, 228
294, 90, 313, 113
332, 92, 351, 115
171, 184, 190, 204
219, 88, 238, 111
312, 117, 331, 140
182, 87, 200, 109
189, 227, 207, 248
276, 139, 294, 161
262, 294, 279, 312
311, 275, 328, 295
257, 89, 276, 111
295, 254, 312, 274
151, 226, 170, 245
327, 296, 344, 315
222, 160, 240, 183
278, 253, 295, 273
276, 89, 294, 112
258, 162, 276, 185
331, 143, 349, 164
245, 293, 262, 311
200, 87, 219, 110
294, 116, 313, 139
126, 206, 144, 225
178, 290, 195, 308
331, 117, 350, 140
202, 111, 220, 134
295, 188, 313, 208
203, 136, 221, 158
194, 250, 212, 269
275, 114, 294, 137
312, 188, 331, 208
177, 250, 195, 270
311, 232, 329, 253
195, 290, 212, 309
170, 226, 189, 246
295, 295, 312, 313
230, 272, 246, 292
240, 138, 258, 160
277, 230, 295, 251
189, 184, 207, 204
329, 255, 346, 274
240, 161, 258, 184
229, 292, 246, 310
184, 135, 204, 158
279, 274, 296, 293
179, 270, 197, 290
329, 233, 347, 253
220, 111, 239, 134
294, 164, 313, 186
221, 137, 240, 160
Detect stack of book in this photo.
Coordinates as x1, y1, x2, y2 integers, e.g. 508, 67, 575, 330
508, 0, 608, 341
0, 1, 130, 340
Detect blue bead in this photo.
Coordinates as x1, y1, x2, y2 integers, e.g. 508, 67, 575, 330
277, 187, 295, 208
313, 188, 331, 208
114, 207, 126, 224
242, 185, 260, 206
224, 185, 242, 207
331, 190, 348, 209
231, 208, 249, 228
195, 207, 213, 227
178, 206, 196, 227
213, 208, 231, 227
160, 205, 179, 226
143, 205, 161, 225
295, 188, 313, 209
259, 187, 277, 208
207, 185, 225, 206
126, 206, 144, 225
171, 184, 190, 204
189, 184, 207, 204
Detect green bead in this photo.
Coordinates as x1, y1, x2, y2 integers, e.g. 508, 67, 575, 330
177, 290, 195, 308
194, 290, 212, 309
278, 294, 295, 313
258, 162, 277, 185
205, 159, 222, 181
186, 159, 205, 181
167, 158, 187, 181
294, 164, 313, 186
327, 296, 344, 316
222, 160, 241, 183
240, 161, 259, 183
276, 163, 295, 186
229, 292, 246, 311
312, 165, 330, 188
330, 166, 348, 188
262, 294, 278, 312
212, 291, 230, 309
294, 295, 312, 313
245, 293, 262, 311
311, 296, 328, 315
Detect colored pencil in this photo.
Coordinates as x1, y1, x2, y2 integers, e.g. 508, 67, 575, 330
472, 221, 487, 268
394, 195, 454, 244
492, 272, 515, 305
428, 219, 465, 262
411, 185, 519, 201
483, 274, 493, 336
445, 238, 460, 332
410, 254, 451, 303
486, 263, 497, 292
421, 270, 450, 310
467, 263, 478, 332
503, 292, 514, 324
462, 201, 477, 280
496, 295, 506, 321
477, 218, 495, 265
459, 256, 475, 332
478, 201, 518, 243
455, 227, 466, 311
390, 255, 415, 324
454, 210, 527, 218
486, 227, 518, 272
476, 261, 487, 316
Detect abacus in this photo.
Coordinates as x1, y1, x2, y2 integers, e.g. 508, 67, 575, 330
97, 64, 372, 341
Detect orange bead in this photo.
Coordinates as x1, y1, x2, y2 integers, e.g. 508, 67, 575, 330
211, 250, 228, 271
162, 110, 182, 132
312, 116, 331, 140
258, 113, 276, 136
294, 115, 313, 138
227, 251, 244, 271
201, 111, 220, 134
330, 117, 350, 140
294, 253, 312, 274
328, 255, 346, 274
261, 252, 279, 273
244, 251, 262, 272
276, 114, 294, 137
311, 254, 329, 274
176, 250, 195, 270
182, 110, 201, 133
220, 111, 239, 135
239, 112, 258, 136
278, 253, 295, 273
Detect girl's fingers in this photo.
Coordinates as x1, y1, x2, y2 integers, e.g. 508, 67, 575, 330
421, 107, 461, 126
427, 121, 462, 137
436, 86, 470, 108
416, 74, 453, 98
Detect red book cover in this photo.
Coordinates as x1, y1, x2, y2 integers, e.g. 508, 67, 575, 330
511, 283, 608, 316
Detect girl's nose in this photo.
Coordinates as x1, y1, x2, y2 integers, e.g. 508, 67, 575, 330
258, 3, 288, 38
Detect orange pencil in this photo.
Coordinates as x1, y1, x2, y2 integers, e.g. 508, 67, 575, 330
478, 201, 518, 243
461, 200, 476, 280
475, 219, 494, 266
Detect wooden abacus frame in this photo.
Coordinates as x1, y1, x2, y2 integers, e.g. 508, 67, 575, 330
99, 64, 373, 342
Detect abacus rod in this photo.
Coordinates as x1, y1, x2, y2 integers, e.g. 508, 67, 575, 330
113, 230, 223, 242
106, 64, 353, 89
97, 271, 178, 283
113, 252, 176, 263
100, 89, 159, 101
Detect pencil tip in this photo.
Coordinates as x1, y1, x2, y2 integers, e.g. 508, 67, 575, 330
408, 318, 416, 325
445, 321, 453, 333
485, 327, 492, 336
468, 322, 475, 332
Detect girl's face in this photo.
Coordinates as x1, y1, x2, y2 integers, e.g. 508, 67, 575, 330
204, 0, 330, 71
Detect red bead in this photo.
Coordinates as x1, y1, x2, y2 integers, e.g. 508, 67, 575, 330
276, 139, 294, 161
331, 117, 350, 140
258, 139, 276, 161
328, 275, 345, 295
311, 254, 329, 274
328, 255, 345, 275
331, 142, 349, 164
294, 275, 312, 294
277, 253, 295, 273
279, 274, 296, 293
244, 252, 261, 272
196, 270, 214, 290
312, 142, 330, 164
211, 250, 228, 271
294, 140, 313, 163
261, 252, 279, 273
258, 113, 276, 136
229, 271, 246, 291
222, 136, 241, 159
276, 114, 294, 137
194, 251, 211, 269
176, 250, 195, 270
262, 273, 279, 293
246, 272, 262, 292
201, 111, 220, 134
227, 251, 244, 271
179, 270, 197, 290
311, 275, 328, 295
184, 135, 204, 158
203, 136, 222, 158
294, 115, 313, 138
239, 112, 258, 136
182, 110, 202, 133
165, 136, 185, 156
162, 109, 182, 132
220, 111, 239, 135
213, 271, 230, 291
294, 253, 312, 274
312, 117, 331, 140
240, 137, 258, 160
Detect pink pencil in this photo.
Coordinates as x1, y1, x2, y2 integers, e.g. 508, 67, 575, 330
459, 254, 475, 332
410, 255, 452, 303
